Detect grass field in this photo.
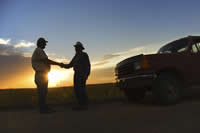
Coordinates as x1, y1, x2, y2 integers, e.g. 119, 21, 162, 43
0, 83, 125, 108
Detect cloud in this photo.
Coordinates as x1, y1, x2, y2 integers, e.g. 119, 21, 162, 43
0, 38, 35, 56
0, 38, 68, 88
88, 67, 115, 84
92, 54, 120, 67
87, 44, 160, 84
0, 38, 36, 88
102, 54, 120, 60
0, 54, 34, 88
0, 38, 10, 45
91, 44, 162, 72
0, 43, 21, 56
92, 61, 108, 66
0, 38, 163, 88
14, 40, 35, 48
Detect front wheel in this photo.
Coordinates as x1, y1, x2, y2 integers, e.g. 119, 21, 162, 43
152, 73, 183, 105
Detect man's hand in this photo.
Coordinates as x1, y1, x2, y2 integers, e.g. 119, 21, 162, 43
59, 63, 70, 69
59, 63, 65, 68
47, 59, 62, 66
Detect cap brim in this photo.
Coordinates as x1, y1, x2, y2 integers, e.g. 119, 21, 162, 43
74, 45, 84, 49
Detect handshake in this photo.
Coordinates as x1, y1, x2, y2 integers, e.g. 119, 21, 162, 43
48, 59, 71, 69
58, 63, 70, 69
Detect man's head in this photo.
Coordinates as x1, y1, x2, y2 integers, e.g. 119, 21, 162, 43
37, 37, 48, 49
74, 41, 85, 53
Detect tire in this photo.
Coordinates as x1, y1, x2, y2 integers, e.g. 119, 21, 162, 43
152, 73, 183, 105
123, 88, 146, 102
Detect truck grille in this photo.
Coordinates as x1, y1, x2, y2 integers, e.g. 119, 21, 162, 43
115, 54, 143, 79
116, 63, 134, 78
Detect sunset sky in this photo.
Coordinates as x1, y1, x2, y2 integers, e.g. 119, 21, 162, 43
1, 0, 200, 88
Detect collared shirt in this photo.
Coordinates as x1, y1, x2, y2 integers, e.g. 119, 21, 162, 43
69, 52, 91, 77
31, 48, 50, 72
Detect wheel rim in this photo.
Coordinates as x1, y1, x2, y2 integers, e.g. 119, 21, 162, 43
167, 82, 177, 97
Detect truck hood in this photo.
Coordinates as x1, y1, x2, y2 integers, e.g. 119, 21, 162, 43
116, 54, 144, 68
116, 52, 179, 69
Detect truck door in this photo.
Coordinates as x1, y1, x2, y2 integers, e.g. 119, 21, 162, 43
188, 42, 200, 85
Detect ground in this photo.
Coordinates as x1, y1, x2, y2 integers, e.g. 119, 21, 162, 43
0, 84, 200, 133
2, 93, 200, 133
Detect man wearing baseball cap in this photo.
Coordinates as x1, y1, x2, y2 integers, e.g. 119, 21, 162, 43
32, 37, 62, 113
61, 41, 91, 110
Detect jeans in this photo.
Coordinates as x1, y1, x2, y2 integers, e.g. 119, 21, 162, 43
35, 72, 48, 110
74, 72, 88, 105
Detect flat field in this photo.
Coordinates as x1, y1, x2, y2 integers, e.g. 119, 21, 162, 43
0, 83, 124, 108
1, 83, 200, 133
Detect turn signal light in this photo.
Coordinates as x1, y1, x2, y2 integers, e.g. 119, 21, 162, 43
140, 56, 149, 69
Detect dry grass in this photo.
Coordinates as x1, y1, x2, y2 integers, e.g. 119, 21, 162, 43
0, 83, 124, 108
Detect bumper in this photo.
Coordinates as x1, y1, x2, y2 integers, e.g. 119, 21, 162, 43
116, 74, 156, 89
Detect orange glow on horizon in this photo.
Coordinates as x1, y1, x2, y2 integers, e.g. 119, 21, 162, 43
0, 66, 115, 89
48, 69, 72, 87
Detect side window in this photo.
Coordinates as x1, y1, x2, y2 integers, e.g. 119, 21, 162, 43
191, 44, 198, 53
175, 39, 188, 53
196, 43, 200, 50
178, 47, 187, 53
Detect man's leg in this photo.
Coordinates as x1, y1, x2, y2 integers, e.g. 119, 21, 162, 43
35, 72, 50, 113
37, 84, 48, 111
73, 73, 88, 108
79, 77, 88, 105
74, 73, 81, 105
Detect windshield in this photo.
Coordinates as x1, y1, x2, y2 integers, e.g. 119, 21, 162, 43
158, 39, 188, 54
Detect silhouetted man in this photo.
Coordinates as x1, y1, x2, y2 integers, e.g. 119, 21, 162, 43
32, 37, 61, 113
62, 41, 91, 110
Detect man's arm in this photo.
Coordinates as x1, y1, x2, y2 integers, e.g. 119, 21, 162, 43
68, 54, 78, 68
61, 54, 79, 69
60, 63, 70, 68
37, 49, 62, 66
40, 58, 61, 66
47, 59, 61, 65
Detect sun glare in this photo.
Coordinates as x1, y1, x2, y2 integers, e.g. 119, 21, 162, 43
48, 70, 72, 87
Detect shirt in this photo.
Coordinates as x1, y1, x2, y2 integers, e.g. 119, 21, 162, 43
69, 52, 91, 76
31, 48, 50, 72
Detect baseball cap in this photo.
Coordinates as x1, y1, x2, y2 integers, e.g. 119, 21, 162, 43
74, 41, 85, 50
37, 37, 48, 44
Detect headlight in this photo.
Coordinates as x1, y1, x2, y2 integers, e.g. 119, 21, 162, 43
141, 56, 149, 69
134, 62, 141, 70
115, 68, 118, 74
134, 56, 149, 70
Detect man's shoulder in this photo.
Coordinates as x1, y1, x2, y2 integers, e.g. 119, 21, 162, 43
82, 52, 90, 62
33, 48, 42, 54
82, 52, 88, 56
32, 48, 47, 59
35, 48, 43, 52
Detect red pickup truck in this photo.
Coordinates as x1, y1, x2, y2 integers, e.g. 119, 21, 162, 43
115, 36, 200, 105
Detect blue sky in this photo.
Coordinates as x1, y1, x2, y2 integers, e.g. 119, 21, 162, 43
1, 0, 200, 59
1, 0, 200, 88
